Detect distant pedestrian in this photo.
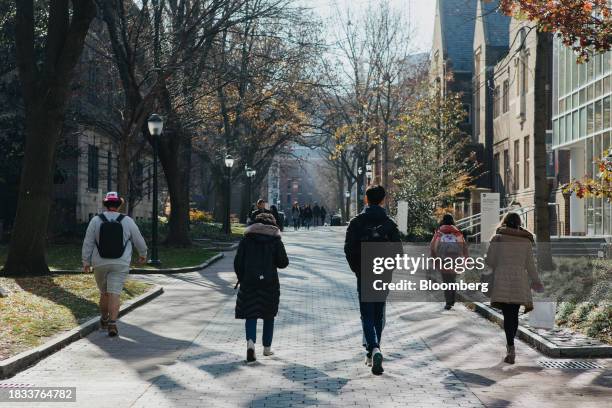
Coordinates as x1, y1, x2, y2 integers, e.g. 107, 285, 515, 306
312, 203, 321, 227
320, 206, 327, 226
249, 199, 271, 223
234, 213, 289, 362
344, 185, 401, 375
270, 205, 283, 232
82, 192, 148, 337
485, 212, 544, 364
430, 214, 468, 311
291, 202, 301, 231
299, 205, 306, 228
303, 205, 313, 230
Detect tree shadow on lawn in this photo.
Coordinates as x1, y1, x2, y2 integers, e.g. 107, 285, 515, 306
15, 275, 100, 322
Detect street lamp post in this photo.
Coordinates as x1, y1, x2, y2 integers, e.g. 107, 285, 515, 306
245, 166, 256, 213
147, 114, 164, 266
357, 166, 364, 212
224, 154, 235, 235
345, 190, 350, 221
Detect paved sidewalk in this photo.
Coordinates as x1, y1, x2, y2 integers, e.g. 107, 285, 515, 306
1, 227, 610, 407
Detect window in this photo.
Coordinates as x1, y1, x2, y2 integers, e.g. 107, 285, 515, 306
493, 87, 500, 118
503, 149, 510, 192
502, 80, 510, 113
106, 151, 112, 191
595, 99, 603, 132
604, 96, 611, 130
494, 153, 501, 192
87, 144, 99, 190
463, 104, 471, 125
524, 136, 530, 188
474, 50, 481, 136
147, 168, 152, 200
514, 140, 520, 191
588, 103, 594, 135
132, 162, 144, 199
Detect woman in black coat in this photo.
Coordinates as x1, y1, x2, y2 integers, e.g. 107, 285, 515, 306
234, 213, 289, 362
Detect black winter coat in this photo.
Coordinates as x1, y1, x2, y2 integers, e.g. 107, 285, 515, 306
344, 205, 402, 278
234, 223, 289, 319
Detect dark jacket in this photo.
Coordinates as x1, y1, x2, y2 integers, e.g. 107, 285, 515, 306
248, 208, 271, 224
344, 205, 401, 277
234, 223, 289, 319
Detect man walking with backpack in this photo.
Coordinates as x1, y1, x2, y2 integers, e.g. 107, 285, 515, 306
344, 185, 401, 375
82, 192, 148, 337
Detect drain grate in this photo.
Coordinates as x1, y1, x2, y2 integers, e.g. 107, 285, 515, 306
537, 360, 605, 370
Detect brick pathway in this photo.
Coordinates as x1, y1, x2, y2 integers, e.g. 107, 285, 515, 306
1, 227, 610, 407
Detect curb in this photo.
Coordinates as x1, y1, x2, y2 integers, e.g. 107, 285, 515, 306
43, 252, 225, 275
0, 285, 164, 380
465, 301, 612, 358
129, 252, 224, 274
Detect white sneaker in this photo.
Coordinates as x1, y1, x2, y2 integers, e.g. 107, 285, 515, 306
263, 346, 274, 356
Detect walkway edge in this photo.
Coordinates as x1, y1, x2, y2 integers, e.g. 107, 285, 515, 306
465, 301, 612, 358
130, 252, 224, 274
0, 285, 164, 380
44, 252, 225, 275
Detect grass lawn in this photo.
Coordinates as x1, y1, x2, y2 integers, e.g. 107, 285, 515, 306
0, 245, 217, 271
0, 274, 152, 361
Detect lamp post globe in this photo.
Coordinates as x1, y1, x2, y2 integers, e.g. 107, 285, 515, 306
147, 114, 164, 136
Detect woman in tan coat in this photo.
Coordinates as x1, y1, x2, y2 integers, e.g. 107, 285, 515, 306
486, 212, 544, 364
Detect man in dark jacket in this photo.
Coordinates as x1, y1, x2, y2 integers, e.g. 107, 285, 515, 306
234, 213, 289, 363
248, 198, 271, 223
312, 204, 321, 227
344, 185, 401, 375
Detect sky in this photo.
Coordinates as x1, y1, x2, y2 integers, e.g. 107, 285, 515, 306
303, 0, 436, 53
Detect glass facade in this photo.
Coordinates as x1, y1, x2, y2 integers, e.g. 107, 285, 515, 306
553, 42, 612, 235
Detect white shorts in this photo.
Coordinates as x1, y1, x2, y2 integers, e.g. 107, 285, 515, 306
94, 264, 129, 295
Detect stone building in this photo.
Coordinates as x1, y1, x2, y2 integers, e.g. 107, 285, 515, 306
490, 19, 556, 231
472, 0, 510, 191
431, 0, 479, 217
431, 0, 477, 134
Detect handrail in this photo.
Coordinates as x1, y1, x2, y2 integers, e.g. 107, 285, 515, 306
456, 204, 536, 242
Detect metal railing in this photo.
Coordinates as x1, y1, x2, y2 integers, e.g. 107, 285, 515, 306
456, 202, 568, 241
456, 204, 535, 242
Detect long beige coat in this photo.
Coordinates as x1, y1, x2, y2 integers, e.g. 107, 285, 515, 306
485, 227, 541, 311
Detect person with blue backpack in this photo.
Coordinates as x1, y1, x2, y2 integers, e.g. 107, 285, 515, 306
344, 185, 401, 375
82, 192, 148, 337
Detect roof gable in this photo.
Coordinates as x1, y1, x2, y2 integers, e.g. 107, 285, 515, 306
438, 0, 478, 73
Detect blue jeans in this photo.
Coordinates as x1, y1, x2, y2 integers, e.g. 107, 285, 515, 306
245, 319, 274, 347
359, 301, 385, 352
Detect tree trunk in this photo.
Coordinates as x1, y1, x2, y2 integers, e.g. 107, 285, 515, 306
534, 31, 554, 270
4, 0, 96, 276
239, 178, 250, 223
4, 110, 62, 275
157, 129, 192, 246
213, 175, 226, 223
